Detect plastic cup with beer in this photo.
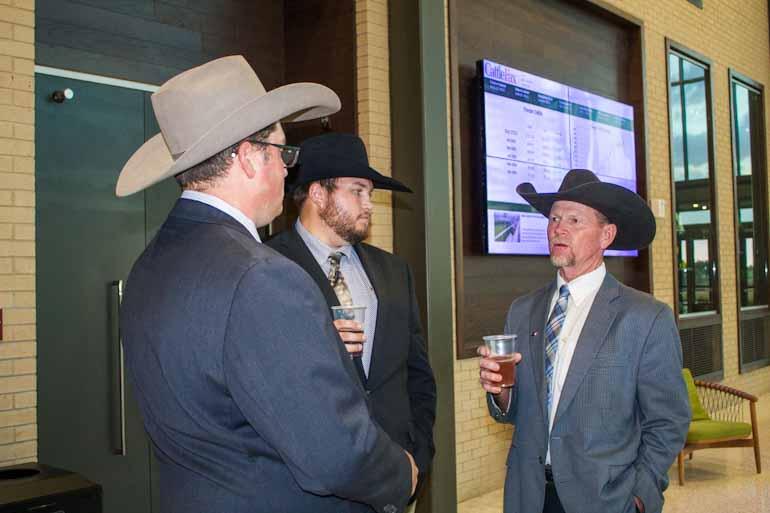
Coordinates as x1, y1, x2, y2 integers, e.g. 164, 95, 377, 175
331, 305, 366, 358
483, 334, 518, 387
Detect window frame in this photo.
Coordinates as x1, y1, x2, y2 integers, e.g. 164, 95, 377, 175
665, 39, 723, 380
728, 69, 770, 373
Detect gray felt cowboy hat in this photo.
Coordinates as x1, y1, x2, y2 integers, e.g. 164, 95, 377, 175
115, 55, 341, 197
516, 168, 656, 250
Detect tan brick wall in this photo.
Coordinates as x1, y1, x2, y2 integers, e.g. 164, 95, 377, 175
0, 0, 36, 466
356, 0, 394, 252
452, 0, 770, 502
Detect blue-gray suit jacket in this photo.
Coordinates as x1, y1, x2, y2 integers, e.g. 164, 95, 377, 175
121, 199, 411, 513
489, 273, 690, 513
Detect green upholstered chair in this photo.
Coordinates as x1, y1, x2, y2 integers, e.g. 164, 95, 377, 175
678, 369, 762, 485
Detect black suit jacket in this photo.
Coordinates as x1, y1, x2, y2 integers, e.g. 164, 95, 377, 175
267, 227, 437, 483
121, 199, 412, 513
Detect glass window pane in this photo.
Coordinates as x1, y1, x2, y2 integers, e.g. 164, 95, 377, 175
669, 54, 681, 83
684, 81, 709, 180
682, 59, 705, 81
670, 86, 685, 182
734, 85, 752, 177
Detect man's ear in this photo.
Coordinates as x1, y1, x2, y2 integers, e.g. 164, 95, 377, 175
601, 223, 618, 250
308, 182, 327, 209
234, 141, 258, 179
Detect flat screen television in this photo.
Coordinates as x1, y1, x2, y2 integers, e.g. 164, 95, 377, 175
477, 59, 638, 256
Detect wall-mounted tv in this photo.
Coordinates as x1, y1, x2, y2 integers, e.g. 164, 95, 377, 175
478, 59, 638, 256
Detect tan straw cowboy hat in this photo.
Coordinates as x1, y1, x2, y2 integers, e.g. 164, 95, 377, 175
116, 55, 341, 197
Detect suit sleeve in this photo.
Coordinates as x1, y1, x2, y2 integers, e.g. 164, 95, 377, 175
405, 264, 437, 480
223, 258, 411, 513
632, 305, 691, 513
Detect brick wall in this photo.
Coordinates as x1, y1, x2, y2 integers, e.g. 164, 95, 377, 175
356, 0, 394, 251
0, 0, 36, 465
452, 0, 770, 502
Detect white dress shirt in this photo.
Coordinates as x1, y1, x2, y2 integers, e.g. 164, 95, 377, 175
546, 262, 606, 463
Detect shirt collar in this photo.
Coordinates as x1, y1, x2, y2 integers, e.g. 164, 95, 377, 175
180, 190, 261, 243
295, 219, 353, 261
556, 262, 606, 306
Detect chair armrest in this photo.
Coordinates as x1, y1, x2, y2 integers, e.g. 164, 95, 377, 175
694, 380, 758, 403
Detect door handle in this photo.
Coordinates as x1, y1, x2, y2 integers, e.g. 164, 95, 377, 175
110, 280, 126, 456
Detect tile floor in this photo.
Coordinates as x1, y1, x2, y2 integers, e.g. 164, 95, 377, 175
458, 393, 770, 513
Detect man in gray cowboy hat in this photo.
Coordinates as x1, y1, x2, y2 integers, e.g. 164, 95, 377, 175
266, 133, 437, 510
478, 169, 689, 513
116, 57, 416, 513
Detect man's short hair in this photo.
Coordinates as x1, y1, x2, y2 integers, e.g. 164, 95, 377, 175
595, 209, 609, 225
175, 123, 277, 190
292, 178, 337, 207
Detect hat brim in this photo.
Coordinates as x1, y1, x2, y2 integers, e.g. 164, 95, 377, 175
517, 181, 656, 250
116, 82, 341, 197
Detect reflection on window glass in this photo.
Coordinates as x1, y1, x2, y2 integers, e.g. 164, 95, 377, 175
732, 80, 768, 308
669, 52, 717, 314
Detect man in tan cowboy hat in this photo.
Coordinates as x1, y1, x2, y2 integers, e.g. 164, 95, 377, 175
267, 133, 437, 511
117, 56, 416, 513
477, 169, 689, 513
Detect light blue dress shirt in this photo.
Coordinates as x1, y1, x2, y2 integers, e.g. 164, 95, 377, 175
296, 219, 378, 375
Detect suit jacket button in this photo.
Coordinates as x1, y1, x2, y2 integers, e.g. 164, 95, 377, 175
384, 505, 397, 513
365, 390, 371, 396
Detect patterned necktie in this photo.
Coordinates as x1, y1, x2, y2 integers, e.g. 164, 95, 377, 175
327, 252, 354, 306
545, 284, 570, 418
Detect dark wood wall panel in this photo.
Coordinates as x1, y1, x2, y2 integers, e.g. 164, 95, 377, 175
36, 0, 285, 88
454, 0, 649, 357
284, 0, 356, 139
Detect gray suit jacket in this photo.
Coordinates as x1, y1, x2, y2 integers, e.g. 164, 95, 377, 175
121, 199, 411, 513
489, 273, 690, 513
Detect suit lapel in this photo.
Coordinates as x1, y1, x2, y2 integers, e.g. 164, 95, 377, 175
530, 282, 555, 430
355, 244, 388, 389
281, 229, 340, 306
553, 274, 620, 426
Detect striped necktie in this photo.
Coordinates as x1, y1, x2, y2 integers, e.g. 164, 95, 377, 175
327, 252, 354, 306
545, 284, 570, 418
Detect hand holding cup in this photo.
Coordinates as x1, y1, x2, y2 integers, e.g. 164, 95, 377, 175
478, 334, 521, 395
331, 305, 366, 357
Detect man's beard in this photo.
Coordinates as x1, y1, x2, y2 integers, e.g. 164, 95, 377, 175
549, 243, 575, 268
319, 197, 370, 245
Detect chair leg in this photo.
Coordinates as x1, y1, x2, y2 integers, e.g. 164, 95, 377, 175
754, 440, 762, 474
678, 451, 685, 485
750, 402, 762, 474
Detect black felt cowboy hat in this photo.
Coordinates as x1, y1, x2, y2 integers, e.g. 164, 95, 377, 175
516, 169, 656, 250
289, 133, 412, 192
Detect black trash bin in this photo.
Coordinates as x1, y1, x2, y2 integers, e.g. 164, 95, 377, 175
0, 463, 101, 513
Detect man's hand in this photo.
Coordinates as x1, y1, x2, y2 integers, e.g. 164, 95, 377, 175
333, 319, 365, 356
634, 496, 644, 512
404, 450, 418, 496
477, 345, 522, 394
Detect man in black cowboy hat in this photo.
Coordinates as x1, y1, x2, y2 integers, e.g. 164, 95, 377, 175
478, 169, 689, 513
117, 57, 416, 513
267, 132, 437, 509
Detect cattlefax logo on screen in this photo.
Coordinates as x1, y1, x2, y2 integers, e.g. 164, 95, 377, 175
483, 61, 517, 86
